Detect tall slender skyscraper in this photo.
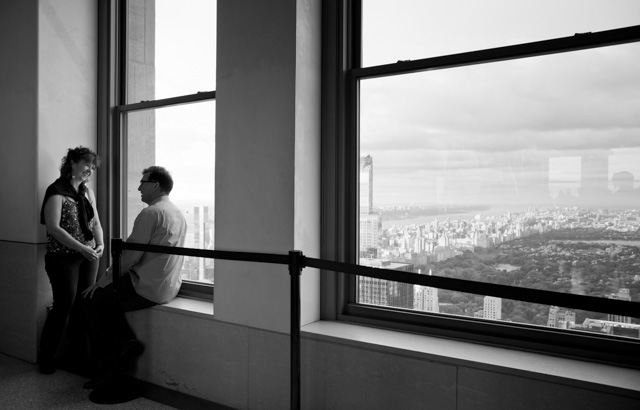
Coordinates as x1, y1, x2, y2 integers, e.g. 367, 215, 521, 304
360, 155, 373, 214
359, 155, 380, 258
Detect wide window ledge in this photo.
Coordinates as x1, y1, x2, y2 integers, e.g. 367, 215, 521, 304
301, 320, 640, 393
149, 296, 214, 318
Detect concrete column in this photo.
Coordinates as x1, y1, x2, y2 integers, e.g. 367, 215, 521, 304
0, 0, 97, 361
214, 0, 321, 333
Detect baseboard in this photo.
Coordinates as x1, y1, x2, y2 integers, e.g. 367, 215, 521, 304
136, 378, 237, 410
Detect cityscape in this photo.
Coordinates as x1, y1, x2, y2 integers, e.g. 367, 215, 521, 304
180, 204, 215, 284
169, 156, 640, 340
359, 155, 640, 339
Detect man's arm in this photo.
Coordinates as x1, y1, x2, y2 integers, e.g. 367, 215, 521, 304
119, 209, 156, 273
83, 208, 158, 299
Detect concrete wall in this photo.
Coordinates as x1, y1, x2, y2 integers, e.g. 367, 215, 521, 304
127, 305, 640, 410
0, 0, 97, 362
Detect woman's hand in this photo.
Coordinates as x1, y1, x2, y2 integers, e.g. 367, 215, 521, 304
94, 244, 104, 258
79, 245, 99, 262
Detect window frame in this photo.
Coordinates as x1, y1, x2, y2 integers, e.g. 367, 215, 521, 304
99, 0, 215, 301
321, 0, 640, 368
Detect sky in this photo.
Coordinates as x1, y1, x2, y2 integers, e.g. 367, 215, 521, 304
154, 0, 216, 207
147, 0, 639, 209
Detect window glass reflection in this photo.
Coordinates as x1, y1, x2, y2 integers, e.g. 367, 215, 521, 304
358, 43, 640, 336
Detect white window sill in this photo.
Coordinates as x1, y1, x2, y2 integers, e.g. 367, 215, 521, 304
150, 296, 214, 318
301, 320, 640, 393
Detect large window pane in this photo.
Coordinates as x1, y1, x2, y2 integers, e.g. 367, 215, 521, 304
125, 101, 215, 284
127, 0, 216, 102
362, 0, 640, 67
358, 43, 640, 337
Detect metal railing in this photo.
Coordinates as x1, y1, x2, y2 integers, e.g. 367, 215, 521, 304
110, 238, 640, 410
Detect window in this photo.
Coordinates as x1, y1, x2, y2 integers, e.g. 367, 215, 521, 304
323, 0, 640, 366
109, 0, 216, 298
123, 103, 215, 286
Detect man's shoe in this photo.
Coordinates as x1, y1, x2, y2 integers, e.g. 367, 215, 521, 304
84, 374, 115, 390
94, 339, 145, 373
84, 340, 144, 389
88, 377, 140, 404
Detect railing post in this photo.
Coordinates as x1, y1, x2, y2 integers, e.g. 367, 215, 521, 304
289, 250, 304, 410
111, 238, 123, 365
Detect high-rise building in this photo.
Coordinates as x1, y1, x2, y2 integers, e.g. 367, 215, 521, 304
360, 213, 380, 258
358, 276, 388, 306
548, 306, 576, 328
182, 205, 215, 283
608, 288, 632, 324
483, 296, 502, 320
358, 259, 414, 309
415, 270, 439, 312
359, 155, 380, 258
548, 306, 560, 327
202, 205, 215, 283
415, 286, 439, 312
360, 155, 373, 214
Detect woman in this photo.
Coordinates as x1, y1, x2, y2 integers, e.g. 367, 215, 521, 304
39, 146, 104, 374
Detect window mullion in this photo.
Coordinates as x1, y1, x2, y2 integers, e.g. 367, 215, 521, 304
354, 25, 640, 81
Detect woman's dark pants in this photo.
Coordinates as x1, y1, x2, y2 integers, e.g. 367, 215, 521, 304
39, 253, 98, 370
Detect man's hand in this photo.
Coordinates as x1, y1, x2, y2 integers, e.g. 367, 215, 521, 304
82, 270, 112, 299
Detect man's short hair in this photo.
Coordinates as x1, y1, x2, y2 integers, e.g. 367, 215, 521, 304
143, 166, 174, 194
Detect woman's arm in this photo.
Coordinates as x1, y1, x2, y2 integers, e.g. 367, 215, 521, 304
87, 187, 104, 257
44, 194, 99, 261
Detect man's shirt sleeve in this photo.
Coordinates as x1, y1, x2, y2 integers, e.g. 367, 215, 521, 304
120, 209, 155, 273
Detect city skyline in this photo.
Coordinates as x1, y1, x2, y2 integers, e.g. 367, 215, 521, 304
357, 147, 639, 338
360, 201, 640, 336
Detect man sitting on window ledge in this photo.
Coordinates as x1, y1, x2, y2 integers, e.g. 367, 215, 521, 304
82, 166, 187, 392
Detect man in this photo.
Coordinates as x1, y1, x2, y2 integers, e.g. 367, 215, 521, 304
82, 166, 187, 390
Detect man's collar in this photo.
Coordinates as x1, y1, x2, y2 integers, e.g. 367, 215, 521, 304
148, 194, 169, 206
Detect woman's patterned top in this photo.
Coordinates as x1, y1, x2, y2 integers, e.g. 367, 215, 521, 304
47, 197, 95, 253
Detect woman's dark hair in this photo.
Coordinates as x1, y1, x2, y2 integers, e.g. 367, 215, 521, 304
143, 166, 174, 193
59, 146, 101, 179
